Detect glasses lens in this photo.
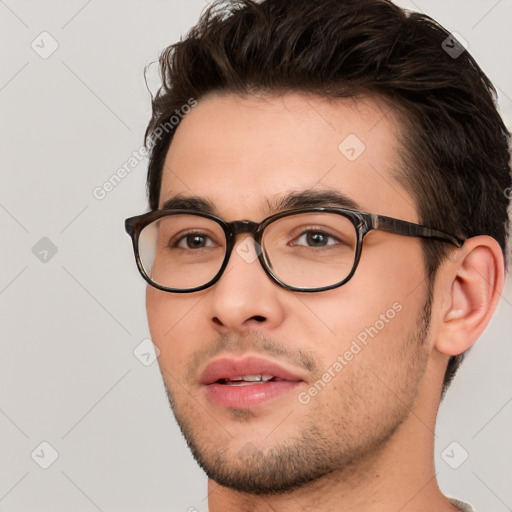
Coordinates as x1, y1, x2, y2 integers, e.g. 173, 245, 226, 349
262, 212, 358, 289
138, 214, 226, 290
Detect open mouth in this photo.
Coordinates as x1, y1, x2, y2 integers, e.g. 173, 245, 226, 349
216, 374, 286, 386
200, 356, 305, 409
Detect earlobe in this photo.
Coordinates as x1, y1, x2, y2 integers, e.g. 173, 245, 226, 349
436, 236, 505, 356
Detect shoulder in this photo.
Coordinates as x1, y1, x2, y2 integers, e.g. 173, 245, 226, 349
448, 497, 477, 512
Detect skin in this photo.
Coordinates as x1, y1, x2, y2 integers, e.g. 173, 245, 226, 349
146, 92, 504, 511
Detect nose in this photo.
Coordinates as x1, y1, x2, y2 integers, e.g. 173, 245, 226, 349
208, 235, 286, 332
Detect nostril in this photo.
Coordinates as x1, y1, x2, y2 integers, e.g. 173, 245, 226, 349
211, 315, 266, 326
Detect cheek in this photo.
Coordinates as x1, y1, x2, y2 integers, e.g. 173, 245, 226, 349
146, 286, 205, 374
297, 241, 426, 363
349, 236, 426, 313
146, 286, 173, 346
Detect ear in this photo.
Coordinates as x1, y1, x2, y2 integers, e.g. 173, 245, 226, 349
434, 235, 505, 356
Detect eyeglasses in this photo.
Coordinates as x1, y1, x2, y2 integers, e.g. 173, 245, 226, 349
125, 207, 464, 293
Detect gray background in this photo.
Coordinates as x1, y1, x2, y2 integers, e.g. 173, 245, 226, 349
0, 1, 511, 511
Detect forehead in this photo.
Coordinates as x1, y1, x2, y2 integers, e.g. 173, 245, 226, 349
159, 92, 417, 222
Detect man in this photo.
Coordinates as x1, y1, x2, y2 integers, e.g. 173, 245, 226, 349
125, 0, 510, 510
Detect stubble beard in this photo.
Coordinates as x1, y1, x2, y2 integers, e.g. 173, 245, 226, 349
161, 290, 433, 495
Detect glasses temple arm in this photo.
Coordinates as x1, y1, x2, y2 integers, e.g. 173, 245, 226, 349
368, 213, 465, 247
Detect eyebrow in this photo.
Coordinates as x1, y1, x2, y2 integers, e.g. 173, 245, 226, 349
264, 189, 361, 213
161, 195, 216, 213
160, 189, 362, 215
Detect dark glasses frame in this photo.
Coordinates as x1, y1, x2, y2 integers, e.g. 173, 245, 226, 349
125, 207, 465, 293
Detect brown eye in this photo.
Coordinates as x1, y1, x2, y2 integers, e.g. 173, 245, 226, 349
293, 230, 339, 247
174, 233, 214, 249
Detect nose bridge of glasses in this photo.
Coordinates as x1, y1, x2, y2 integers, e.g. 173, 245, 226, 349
228, 219, 261, 236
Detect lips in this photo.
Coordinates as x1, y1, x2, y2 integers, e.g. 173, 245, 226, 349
199, 356, 304, 409
200, 356, 303, 384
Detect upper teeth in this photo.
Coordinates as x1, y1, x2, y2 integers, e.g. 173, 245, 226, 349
229, 374, 274, 382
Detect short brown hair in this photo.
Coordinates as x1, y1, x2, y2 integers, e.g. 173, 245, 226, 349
144, 0, 511, 393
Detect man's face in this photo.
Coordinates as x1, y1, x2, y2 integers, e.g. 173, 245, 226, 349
146, 92, 434, 493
